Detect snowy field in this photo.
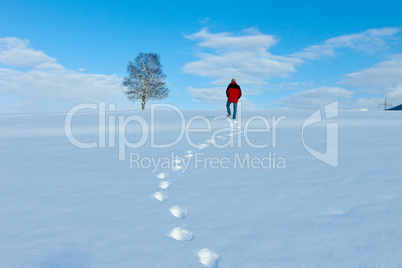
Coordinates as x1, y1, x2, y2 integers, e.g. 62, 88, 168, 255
0, 105, 401, 267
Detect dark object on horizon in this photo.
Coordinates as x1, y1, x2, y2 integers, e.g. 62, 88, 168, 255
378, 98, 393, 110
387, 104, 402, 111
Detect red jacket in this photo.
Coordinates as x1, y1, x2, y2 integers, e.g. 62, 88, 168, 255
226, 82, 242, 103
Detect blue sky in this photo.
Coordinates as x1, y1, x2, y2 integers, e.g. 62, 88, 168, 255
0, 0, 401, 113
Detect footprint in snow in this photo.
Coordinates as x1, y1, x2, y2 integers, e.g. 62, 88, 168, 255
156, 172, 166, 179
159, 181, 171, 189
150, 151, 219, 266
198, 143, 208, 150
171, 157, 183, 171
168, 226, 193, 241
198, 248, 220, 268
152, 191, 167, 202
172, 165, 183, 171
169, 205, 187, 218
185, 150, 194, 158
205, 139, 216, 144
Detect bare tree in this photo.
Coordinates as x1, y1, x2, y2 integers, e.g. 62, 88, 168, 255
122, 53, 169, 109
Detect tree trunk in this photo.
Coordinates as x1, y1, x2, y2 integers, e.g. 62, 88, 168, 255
141, 95, 146, 110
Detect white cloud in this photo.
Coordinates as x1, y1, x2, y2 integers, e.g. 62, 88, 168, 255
386, 83, 402, 105
183, 27, 401, 111
183, 27, 400, 92
278, 87, 353, 110
277, 87, 389, 111
183, 28, 301, 85
188, 86, 225, 103
292, 27, 400, 60
0, 37, 122, 111
0, 37, 64, 70
186, 28, 277, 51
0, 68, 121, 102
351, 97, 385, 111
338, 54, 402, 91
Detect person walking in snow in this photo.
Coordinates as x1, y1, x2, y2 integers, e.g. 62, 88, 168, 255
226, 78, 242, 119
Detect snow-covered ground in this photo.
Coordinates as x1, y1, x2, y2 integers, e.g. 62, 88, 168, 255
0, 106, 401, 267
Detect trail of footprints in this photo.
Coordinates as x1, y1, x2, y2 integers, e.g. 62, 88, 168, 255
150, 118, 240, 267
